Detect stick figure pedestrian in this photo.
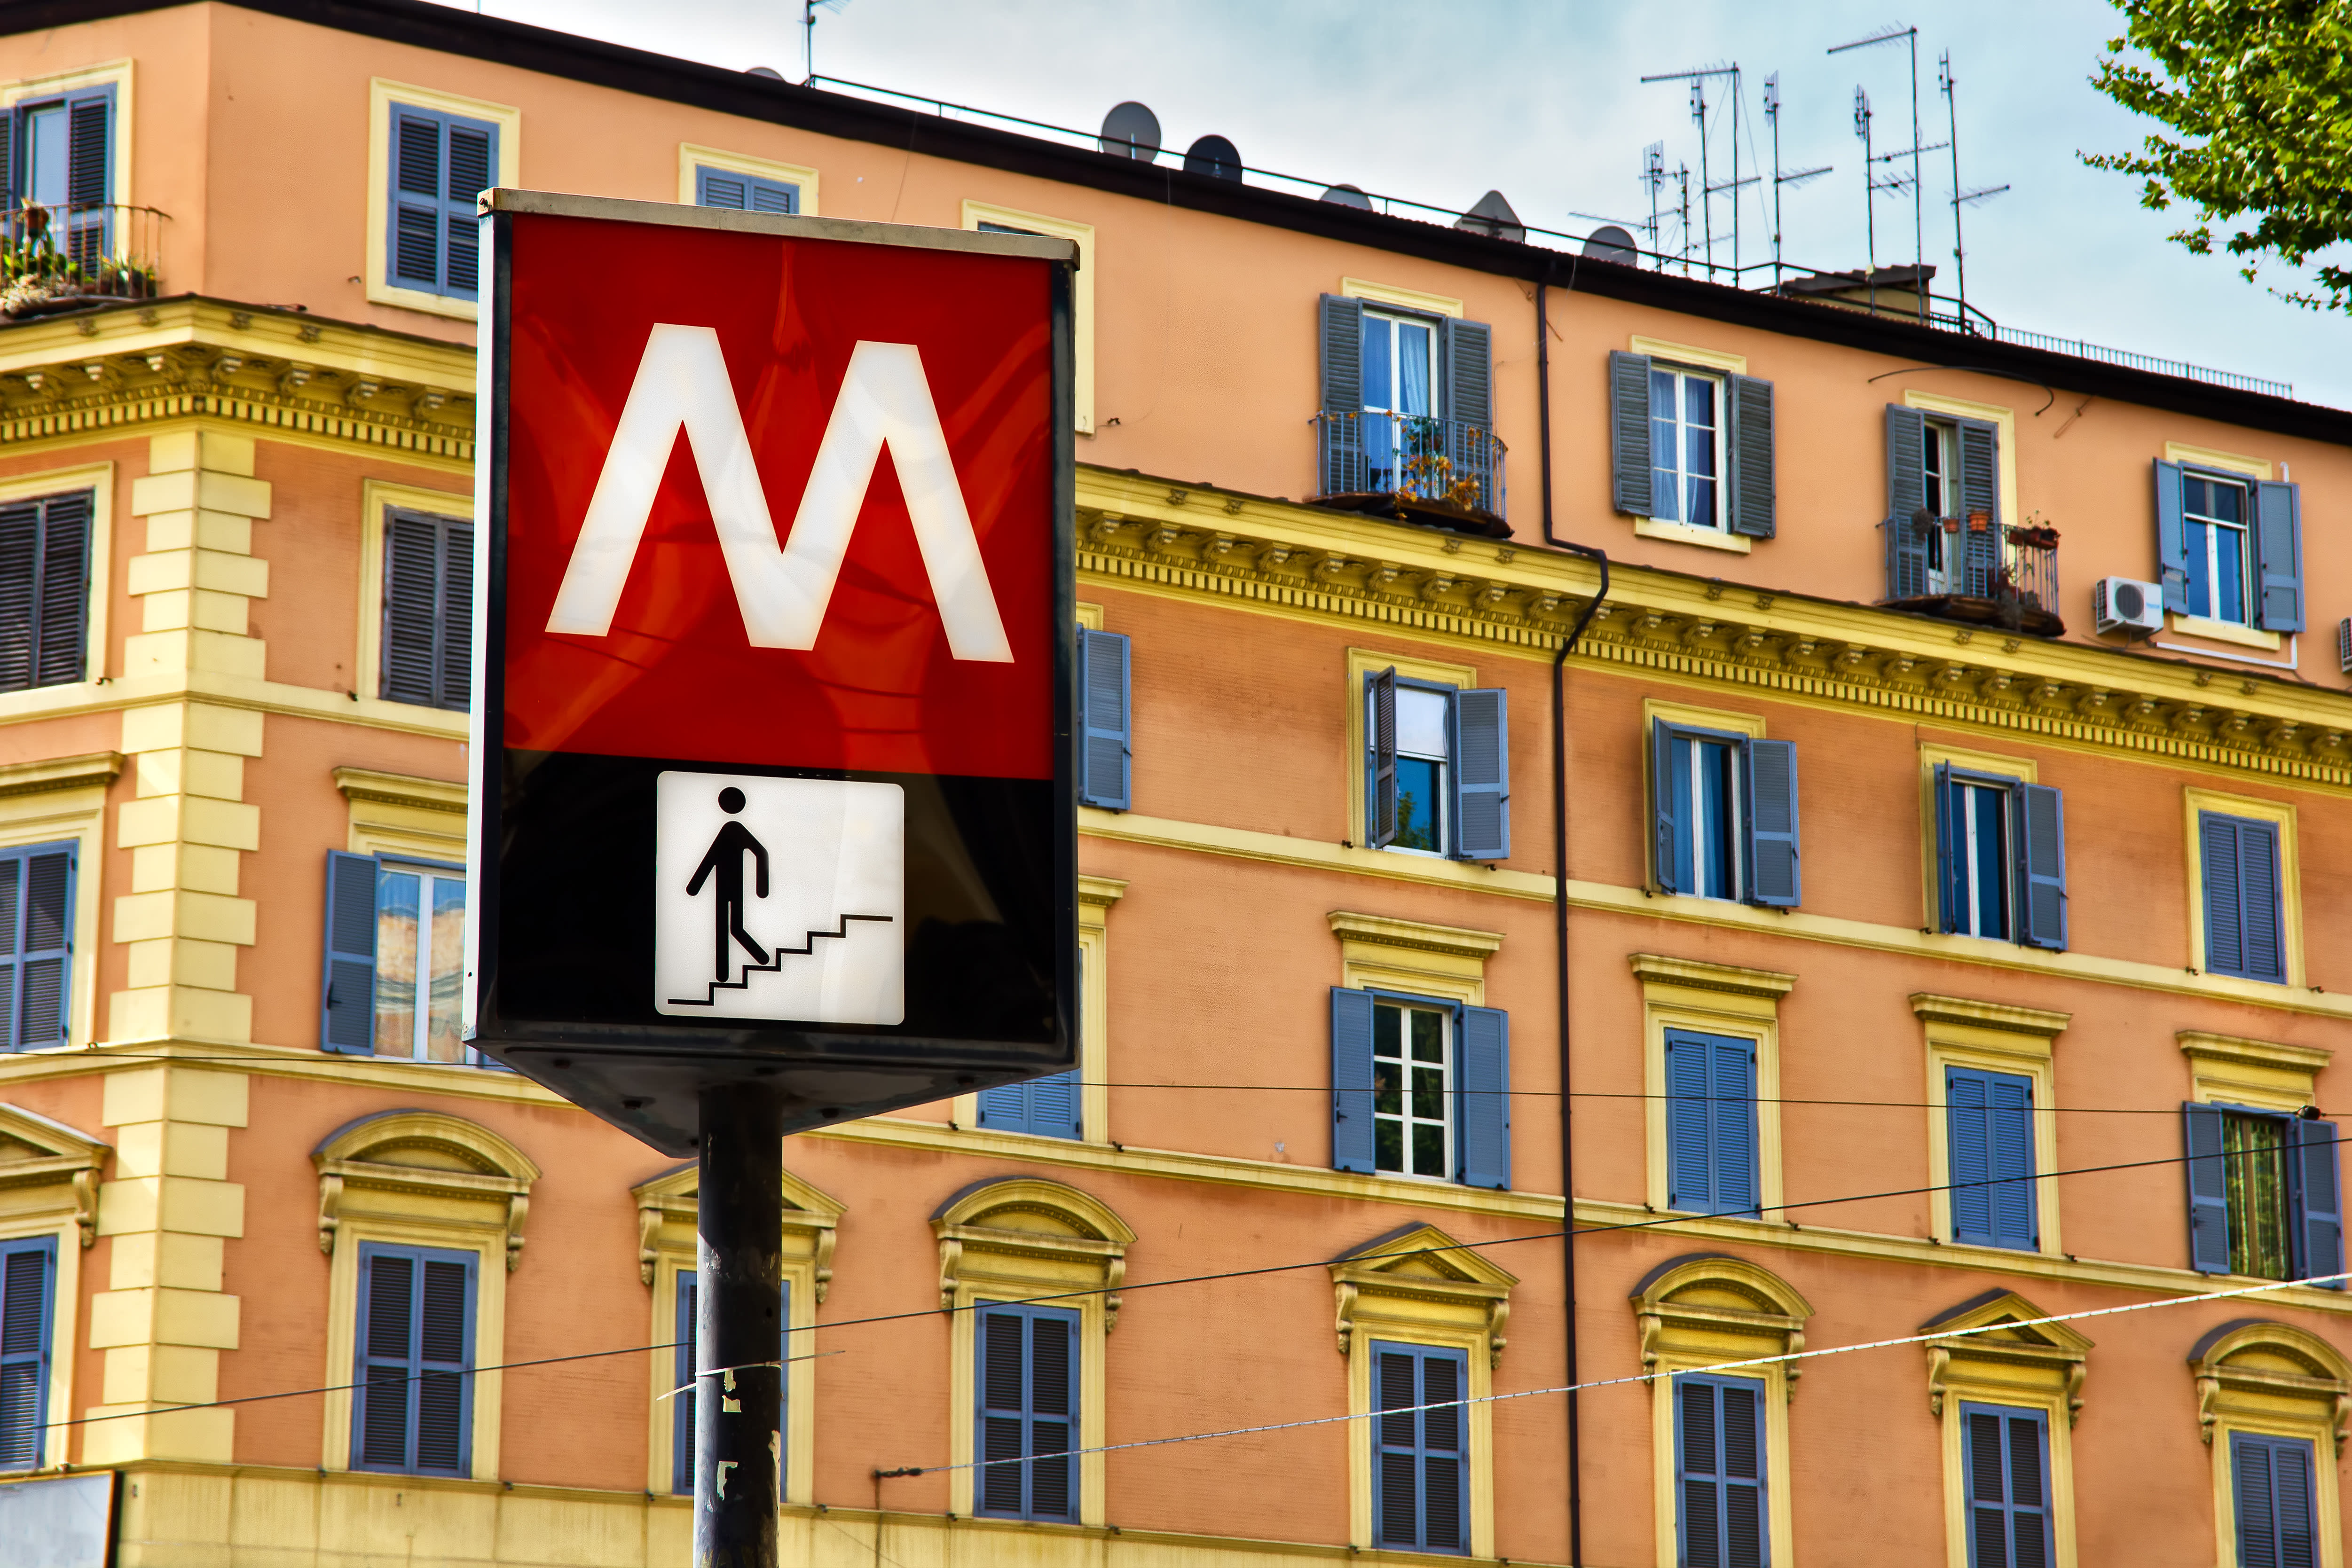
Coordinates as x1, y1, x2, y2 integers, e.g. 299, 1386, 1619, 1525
686, 786, 770, 982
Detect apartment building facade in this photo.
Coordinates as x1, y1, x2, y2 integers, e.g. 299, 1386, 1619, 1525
0, 3, 2347, 1566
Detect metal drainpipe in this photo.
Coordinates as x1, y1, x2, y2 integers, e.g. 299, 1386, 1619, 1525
1536, 259, 1608, 1568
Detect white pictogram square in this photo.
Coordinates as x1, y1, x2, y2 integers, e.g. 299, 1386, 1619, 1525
654, 772, 904, 1025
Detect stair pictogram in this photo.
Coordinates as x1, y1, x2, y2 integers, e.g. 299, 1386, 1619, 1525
665, 913, 895, 1008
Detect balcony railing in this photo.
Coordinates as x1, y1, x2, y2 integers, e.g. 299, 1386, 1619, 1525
1, 202, 166, 319
1881, 511, 2063, 637
1314, 411, 1506, 525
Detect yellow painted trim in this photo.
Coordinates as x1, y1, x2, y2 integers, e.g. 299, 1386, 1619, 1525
2210, 1407, 2344, 1568
1937, 1382, 2079, 1568
0, 1207, 84, 1469
1916, 741, 2038, 931
1906, 390, 2020, 536
1075, 600, 1104, 632
318, 1206, 507, 1480
1345, 1317, 1495, 1557
1343, 645, 1477, 856
1330, 910, 1502, 1007
2167, 612, 2283, 651
1630, 335, 1748, 376
1636, 956, 1787, 1221
951, 878, 1122, 1139
963, 200, 1095, 433
0, 1103, 104, 1470
364, 79, 522, 322
676, 142, 821, 215
1916, 999, 2068, 1257
936, 1180, 1129, 1525
2166, 442, 2272, 483
2183, 785, 2303, 987
355, 479, 472, 705
2180, 1030, 2328, 1113
0, 59, 133, 215
1342, 277, 1466, 319
0, 462, 113, 691
0, 775, 110, 1049
1633, 515, 1751, 553
336, 765, 467, 862
1072, 805, 2352, 1019
1643, 698, 1767, 740
1640, 697, 1767, 898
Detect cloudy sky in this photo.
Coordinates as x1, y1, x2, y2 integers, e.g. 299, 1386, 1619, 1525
434, 0, 2347, 408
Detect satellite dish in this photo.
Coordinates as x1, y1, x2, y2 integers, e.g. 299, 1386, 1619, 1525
1454, 189, 1525, 244
1099, 102, 1162, 161
1184, 134, 1243, 181
1320, 183, 1374, 210
1583, 225, 1639, 265
745, 65, 786, 79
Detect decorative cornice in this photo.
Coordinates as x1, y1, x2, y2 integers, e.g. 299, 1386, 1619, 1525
1919, 1289, 2092, 1425
1329, 1223, 1517, 1368
0, 298, 474, 461
0, 1102, 109, 1248
332, 766, 468, 815
0, 750, 122, 799
1077, 875, 1128, 909
1328, 910, 1506, 960
2178, 1031, 2333, 1076
1076, 470, 2352, 790
629, 1160, 843, 1293
313, 1110, 542, 1272
1629, 953, 1797, 998
1909, 995, 2073, 1037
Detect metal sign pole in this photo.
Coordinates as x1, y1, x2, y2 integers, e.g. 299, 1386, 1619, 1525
695, 1084, 784, 1568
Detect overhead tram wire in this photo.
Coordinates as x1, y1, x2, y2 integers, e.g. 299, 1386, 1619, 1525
39, 1130, 2348, 1436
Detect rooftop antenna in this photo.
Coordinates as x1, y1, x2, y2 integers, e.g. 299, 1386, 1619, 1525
802, 0, 850, 85
1830, 23, 1925, 321
1641, 63, 1742, 280
1643, 141, 1667, 264
1676, 163, 1692, 275
1851, 86, 1876, 311
1939, 50, 2009, 330
1763, 72, 1833, 291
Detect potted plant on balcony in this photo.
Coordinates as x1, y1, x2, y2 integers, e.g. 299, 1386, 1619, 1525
1, 201, 158, 319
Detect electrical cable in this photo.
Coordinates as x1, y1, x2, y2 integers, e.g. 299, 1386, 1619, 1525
43, 1129, 2346, 1433
892, 1264, 2352, 1479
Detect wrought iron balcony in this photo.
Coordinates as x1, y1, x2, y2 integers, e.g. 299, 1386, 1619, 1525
1313, 411, 1507, 533
1880, 510, 2063, 638
1, 202, 166, 320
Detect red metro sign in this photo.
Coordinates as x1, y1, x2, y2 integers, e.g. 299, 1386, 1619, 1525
469, 192, 1078, 1153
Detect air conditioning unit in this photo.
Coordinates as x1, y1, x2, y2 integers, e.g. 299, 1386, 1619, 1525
2338, 617, 2351, 674
2093, 576, 2164, 637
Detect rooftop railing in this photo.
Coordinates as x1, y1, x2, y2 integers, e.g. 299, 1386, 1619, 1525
1314, 411, 1506, 524
1, 202, 166, 319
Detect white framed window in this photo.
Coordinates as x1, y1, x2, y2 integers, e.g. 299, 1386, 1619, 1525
2183, 470, 2254, 626
1373, 995, 1453, 1180
1660, 727, 1743, 900
1361, 309, 1439, 495
1921, 416, 1960, 593
374, 860, 465, 1063
1648, 365, 1725, 529
1386, 682, 1452, 855
1945, 775, 2008, 939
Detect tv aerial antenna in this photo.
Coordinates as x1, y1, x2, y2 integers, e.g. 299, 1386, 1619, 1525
1830, 22, 1934, 321
802, 0, 851, 86
1762, 73, 1831, 291
1640, 63, 1744, 280
1939, 50, 2009, 328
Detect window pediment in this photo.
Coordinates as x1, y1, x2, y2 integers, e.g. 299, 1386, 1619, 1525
630, 1160, 842, 1291
1330, 1223, 1516, 1366
2191, 1318, 2352, 1453
0, 1103, 107, 1247
1631, 1253, 1813, 1388
314, 1111, 541, 1271
932, 1177, 1134, 1327
1920, 1289, 2092, 1423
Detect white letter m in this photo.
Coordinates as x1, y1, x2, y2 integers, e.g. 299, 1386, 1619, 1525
544, 324, 1014, 662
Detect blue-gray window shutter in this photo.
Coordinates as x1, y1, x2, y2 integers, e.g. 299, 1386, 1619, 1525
975, 1302, 1078, 1521
1666, 1031, 1756, 1216
2184, 1102, 2232, 1274
382, 509, 471, 711
1608, 351, 1654, 516
2254, 479, 2304, 632
1650, 720, 1683, 894
1372, 1342, 1468, 1554
1727, 375, 1775, 538
1949, 1067, 2036, 1250
323, 851, 379, 1054
2154, 460, 2190, 613
388, 105, 496, 298
1450, 688, 1509, 862
1957, 417, 2002, 588
0, 492, 94, 693
353, 1242, 476, 1476
1457, 1005, 1510, 1190
1676, 1374, 1766, 1568
2297, 1117, 2343, 1289
1742, 737, 1801, 908
1440, 317, 1491, 430
1963, 1404, 2052, 1568
2014, 783, 2067, 951
1319, 295, 1366, 496
696, 165, 799, 213
673, 1269, 696, 1493
1331, 987, 1377, 1174
1367, 666, 1399, 848
2202, 812, 2244, 977
1712, 1037, 1759, 1217
2203, 813, 2284, 983
1934, 763, 1961, 933
2233, 1433, 2316, 1568
1885, 406, 1930, 598
1078, 627, 1132, 810
0, 1235, 55, 1469
0, 843, 73, 1053
976, 1070, 1079, 1139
